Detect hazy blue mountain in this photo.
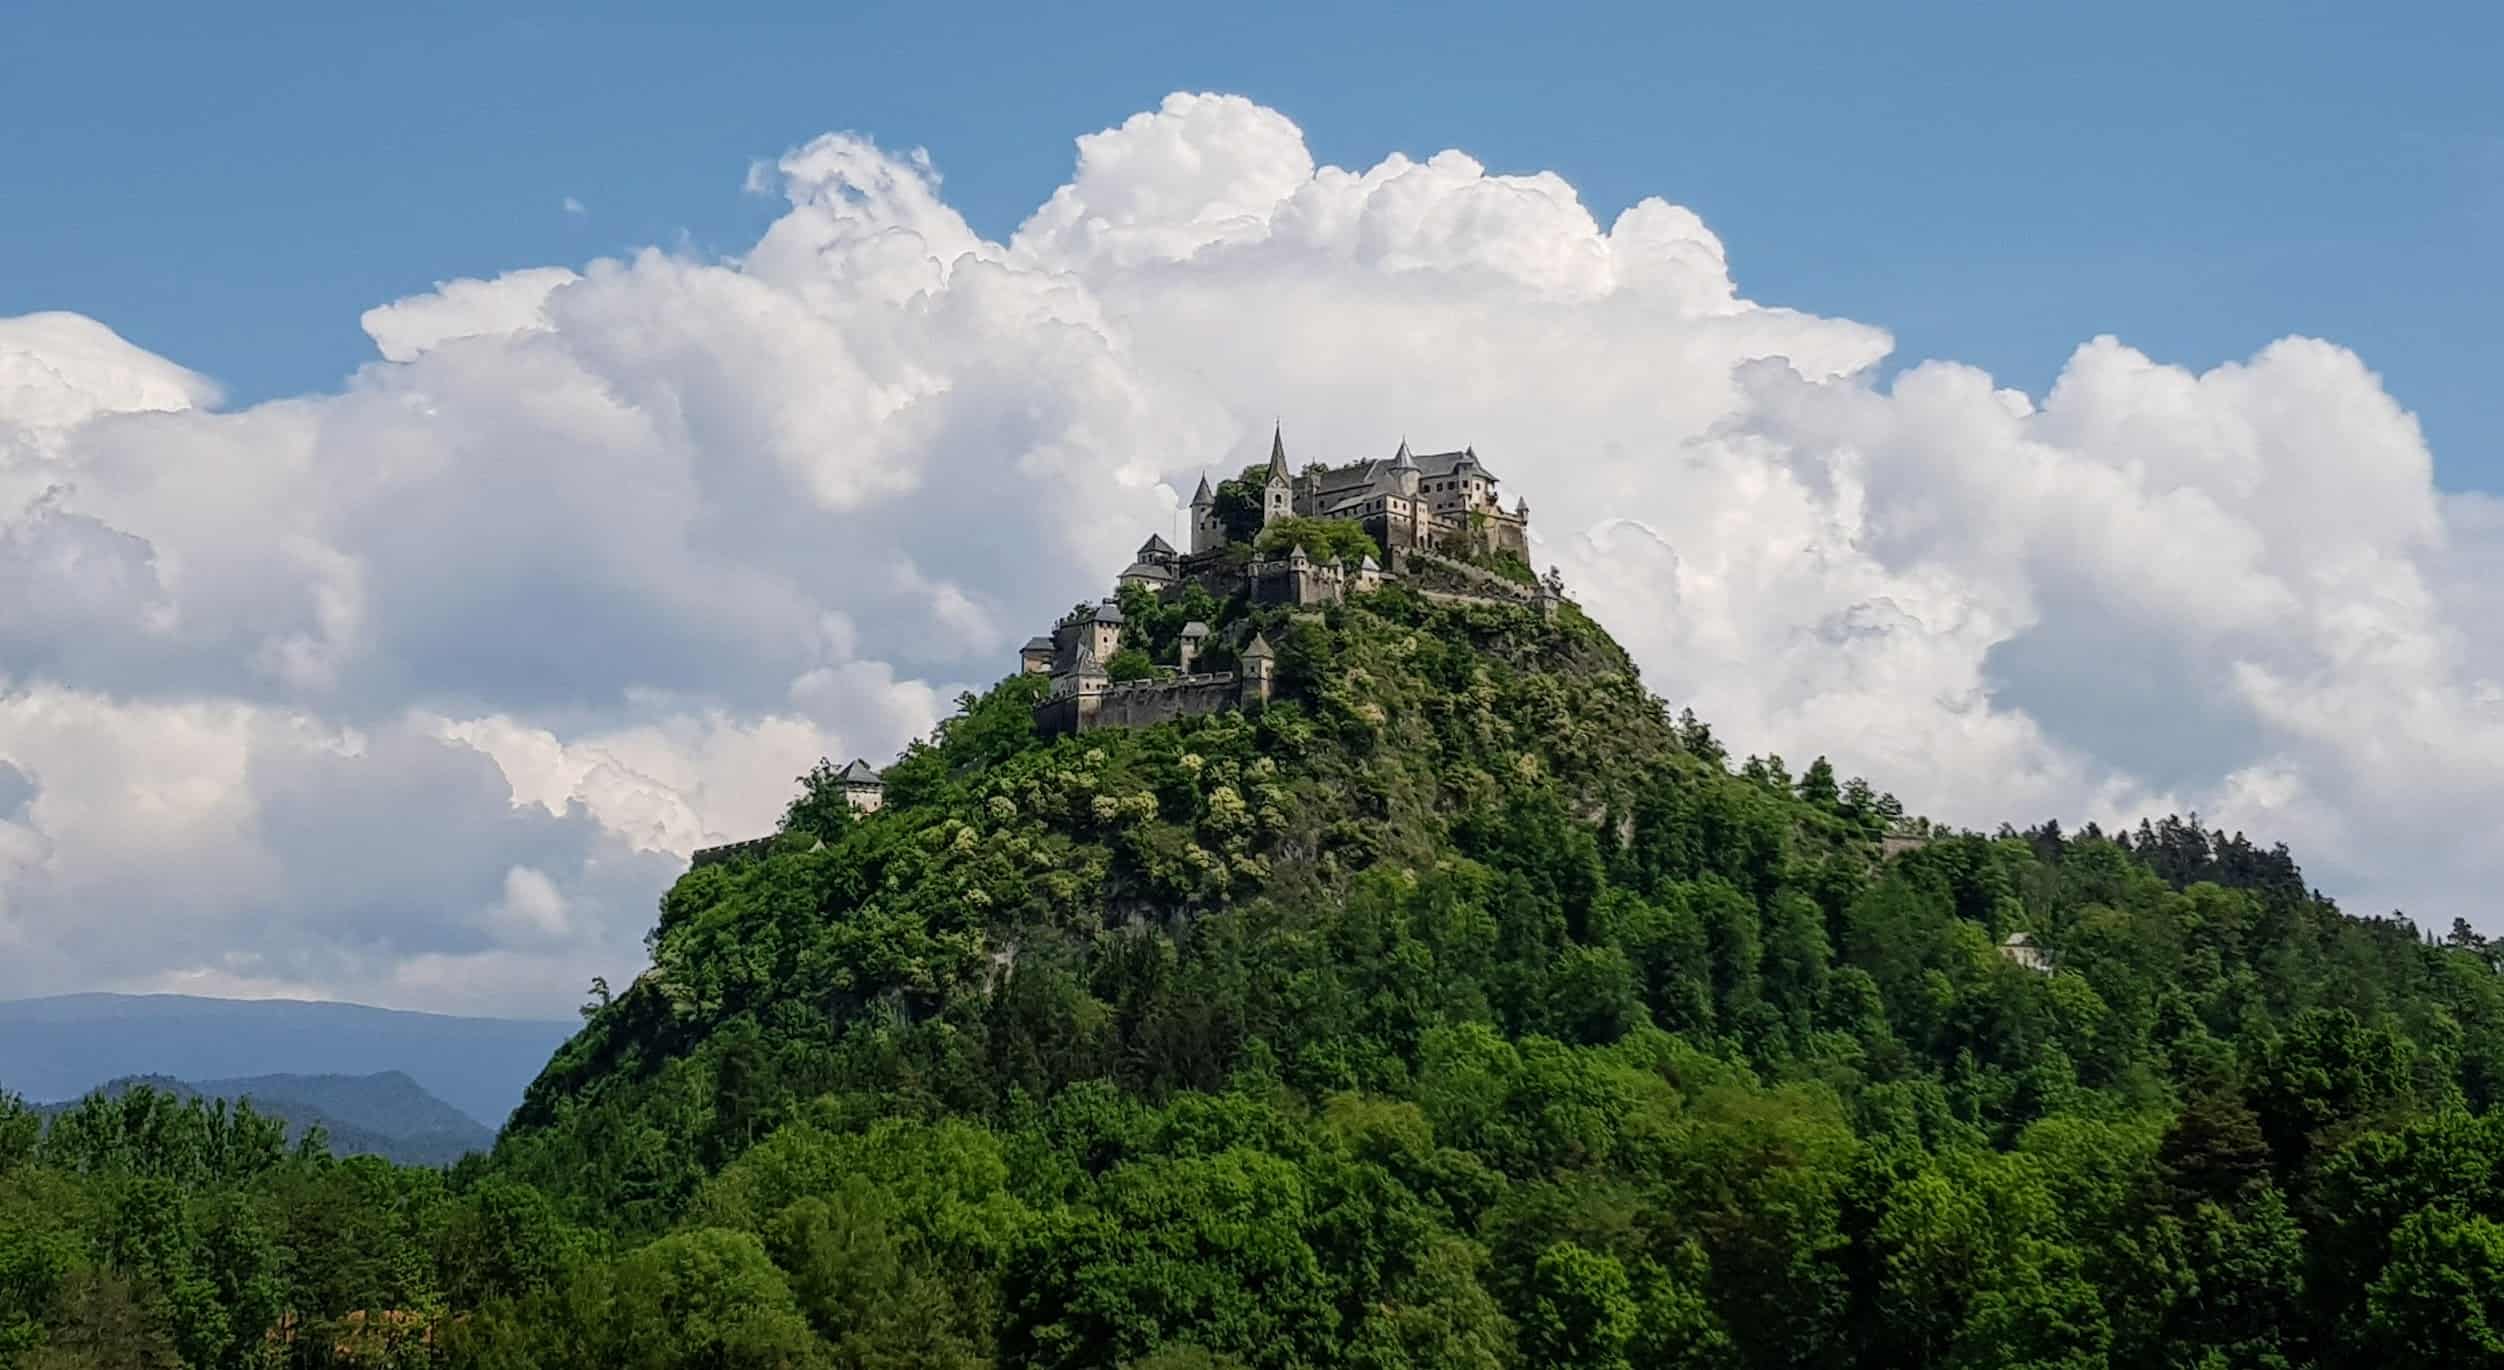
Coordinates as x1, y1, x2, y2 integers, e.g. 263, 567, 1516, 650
36, 1071, 496, 1167
0, 993, 574, 1130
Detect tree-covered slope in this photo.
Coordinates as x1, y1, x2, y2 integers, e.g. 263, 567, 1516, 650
464, 583, 2504, 1368
8, 582, 2504, 1369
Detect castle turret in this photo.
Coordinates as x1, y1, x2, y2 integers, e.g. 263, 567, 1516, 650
1085, 599, 1123, 662
1069, 638, 1110, 688
833, 758, 886, 813
1189, 472, 1221, 554
1238, 631, 1277, 708
1178, 619, 1210, 673
1389, 438, 1421, 499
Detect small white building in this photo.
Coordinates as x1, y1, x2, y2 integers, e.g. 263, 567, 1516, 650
832, 758, 885, 813
1998, 931, 2055, 974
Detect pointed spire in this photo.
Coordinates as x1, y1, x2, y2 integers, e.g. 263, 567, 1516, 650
1390, 437, 1417, 471
1266, 423, 1291, 483
1240, 631, 1275, 660
1191, 472, 1214, 506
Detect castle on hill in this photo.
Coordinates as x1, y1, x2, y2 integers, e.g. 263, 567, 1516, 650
1027, 426, 1554, 736
1198, 427, 1530, 562
683, 428, 1561, 869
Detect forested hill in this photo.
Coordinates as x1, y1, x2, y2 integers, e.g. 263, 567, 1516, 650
7, 579, 2504, 1368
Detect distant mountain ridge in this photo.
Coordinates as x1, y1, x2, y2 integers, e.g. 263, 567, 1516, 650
0, 993, 576, 1130
35, 1070, 495, 1167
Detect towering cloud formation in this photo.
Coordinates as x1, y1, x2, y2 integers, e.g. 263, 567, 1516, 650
0, 93, 2490, 1012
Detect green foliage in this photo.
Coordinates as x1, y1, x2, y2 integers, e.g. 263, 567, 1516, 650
2366, 1206, 2504, 1366
1253, 516, 1379, 565
1103, 648, 1160, 683
1207, 465, 1270, 547
7, 590, 2504, 1369
783, 757, 866, 842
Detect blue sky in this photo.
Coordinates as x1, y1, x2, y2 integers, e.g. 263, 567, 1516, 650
7, 0, 2500, 488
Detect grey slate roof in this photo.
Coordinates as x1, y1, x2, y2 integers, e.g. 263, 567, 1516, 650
1418, 448, 1497, 482
1022, 635, 1055, 653
1266, 425, 1291, 482
1179, 620, 1211, 639
1190, 473, 1215, 505
1138, 533, 1176, 557
1302, 446, 1499, 503
1240, 631, 1275, 660
834, 758, 882, 785
1092, 599, 1126, 624
1121, 560, 1177, 583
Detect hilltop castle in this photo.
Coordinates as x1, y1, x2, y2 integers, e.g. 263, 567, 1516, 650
1029, 427, 1556, 736
1190, 427, 1530, 562
685, 428, 1562, 868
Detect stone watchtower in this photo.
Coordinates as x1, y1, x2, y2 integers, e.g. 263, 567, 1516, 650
1056, 599, 1123, 670
1238, 631, 1277, 708
1189, 474, 1223, 555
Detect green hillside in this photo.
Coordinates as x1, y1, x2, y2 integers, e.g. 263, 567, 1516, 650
6, 582, 2504, 1368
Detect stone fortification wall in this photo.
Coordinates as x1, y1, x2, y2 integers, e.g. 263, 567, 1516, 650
1404, 547, 1530, 598
1249, 555, 1343, 607
1416, 588, 1538, 613
690, 834, 779, 868
1092, 673, 1242, 730
1036, 672, 1244, 736
1404, 547, 1560, 621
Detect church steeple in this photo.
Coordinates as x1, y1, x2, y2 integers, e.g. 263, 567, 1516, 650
1260, 422, 1293, 527
1190, 472, 1214, 508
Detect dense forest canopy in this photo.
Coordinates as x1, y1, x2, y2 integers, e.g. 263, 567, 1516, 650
5, 580, 2503, 1368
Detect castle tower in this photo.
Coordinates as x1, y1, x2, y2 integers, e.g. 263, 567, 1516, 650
1262, 425, 1293, 527
1068, 638, 1110, 691
1238, 631, 1276, 708
1178, 620, 1210, 673
1389, 438, 1420, 498
1085, 599, 1124, 662
833, 758, 885, 813
1189, 473, 1221, 554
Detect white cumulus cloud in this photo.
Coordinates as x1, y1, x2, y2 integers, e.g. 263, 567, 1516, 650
0, 92, 2492, 1013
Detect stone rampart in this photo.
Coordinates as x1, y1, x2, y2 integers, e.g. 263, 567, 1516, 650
1036, 672, 1246, 736
1092, 673, 1243, 729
